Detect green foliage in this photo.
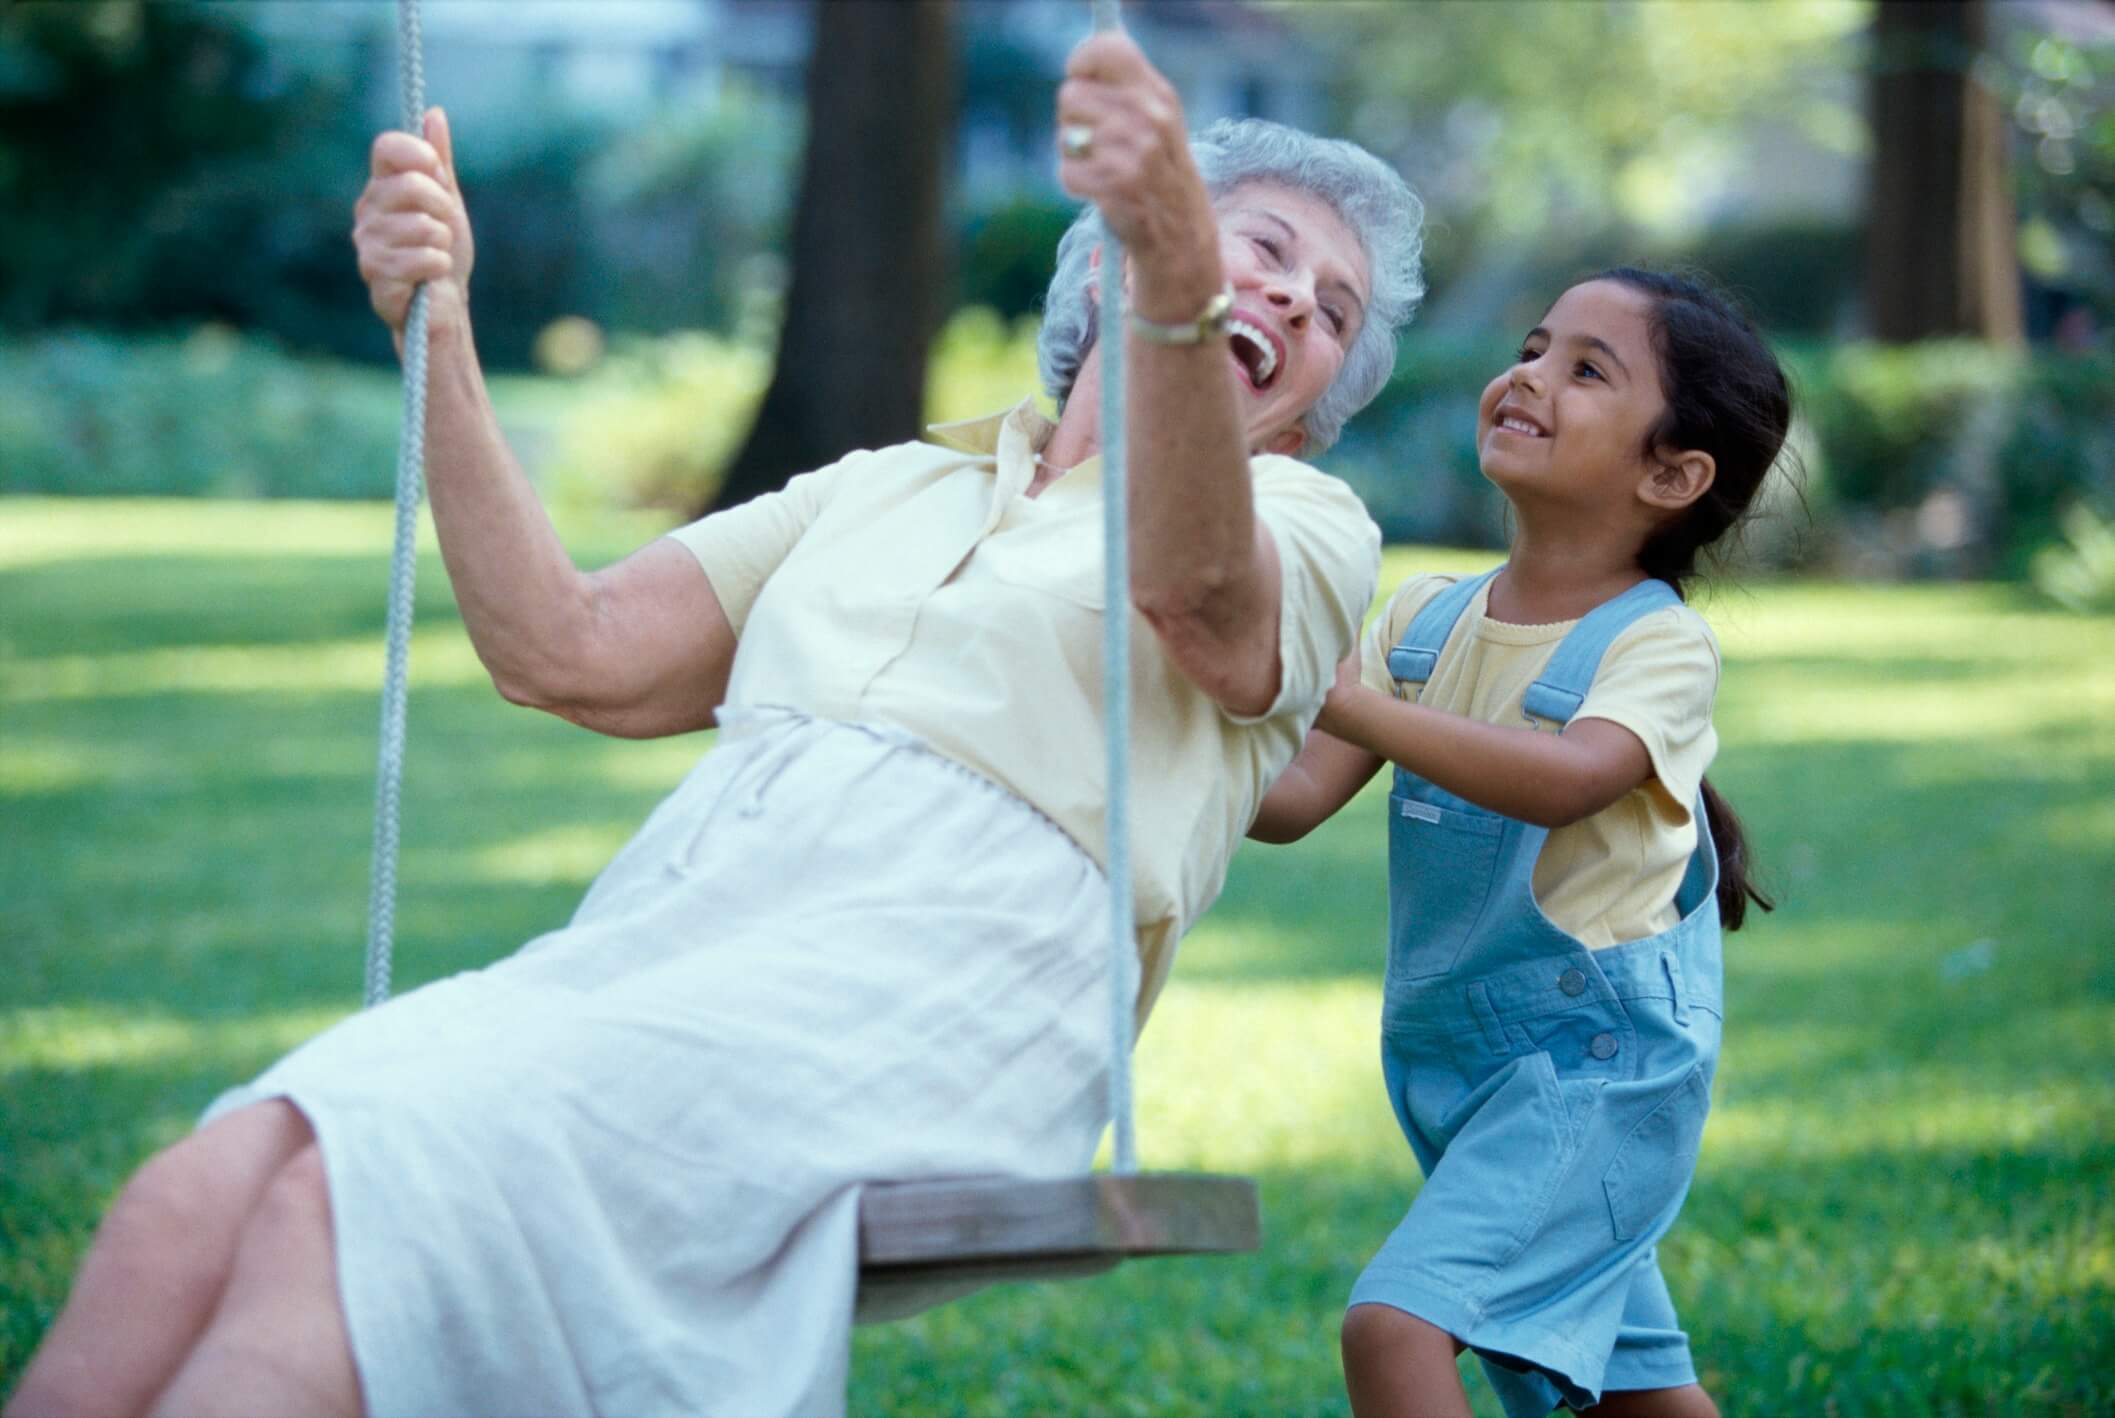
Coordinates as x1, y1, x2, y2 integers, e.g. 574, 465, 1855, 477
541, 332, 770, 515
0, 0, 385, 360
2031, 502, 2115, 613
540, 308, 1047, 513
1675, 220, 1861, 335
1295, 0, 1869, 241
0, 3, 799, 370
1793, 342, 2115, 571
1797, 342, 2022, 511
1998, 26, 2115, 325
3, 515, 2111, 1413
0, 328, 403, 498
577, 81, 800, 343
958, 198, 1076, 321
1328, 334, 1516, 549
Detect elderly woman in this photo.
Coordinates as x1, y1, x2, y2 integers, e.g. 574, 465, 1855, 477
7, 33, 1422, 1418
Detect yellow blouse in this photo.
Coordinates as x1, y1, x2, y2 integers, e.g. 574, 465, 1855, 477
669, 399, 1382, 1021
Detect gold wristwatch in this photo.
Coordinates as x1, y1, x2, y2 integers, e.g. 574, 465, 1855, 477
1126, 283, 1236, 345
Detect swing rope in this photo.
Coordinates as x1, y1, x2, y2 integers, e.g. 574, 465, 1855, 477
1089, 0, 1137, 1178
366, 0, 1144, 1175
364, 0, 427, 1010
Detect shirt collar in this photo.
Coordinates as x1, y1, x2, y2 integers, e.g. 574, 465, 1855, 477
929, 398, 1102, 503
924, 398, 1054, 457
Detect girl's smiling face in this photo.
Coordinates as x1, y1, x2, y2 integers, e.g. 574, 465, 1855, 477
1476, 279, 1671, 511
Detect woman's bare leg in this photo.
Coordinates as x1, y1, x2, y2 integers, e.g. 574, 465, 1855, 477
5, 1101, 314, 1418
1341, 1302, 1473, 1418
147, 1145, 360, 1418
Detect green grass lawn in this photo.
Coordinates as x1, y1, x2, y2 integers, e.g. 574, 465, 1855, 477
4, 498, 2111, 1415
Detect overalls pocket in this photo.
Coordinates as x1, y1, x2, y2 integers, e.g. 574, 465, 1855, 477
1386, 788, 1505, 985
1601, 1062, 1712, 1241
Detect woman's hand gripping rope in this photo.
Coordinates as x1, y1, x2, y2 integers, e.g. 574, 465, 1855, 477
354, 107, 475, 349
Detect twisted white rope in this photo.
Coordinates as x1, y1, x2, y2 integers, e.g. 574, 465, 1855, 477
1089, 0, 1137, 1177
364, 0, 428, 1008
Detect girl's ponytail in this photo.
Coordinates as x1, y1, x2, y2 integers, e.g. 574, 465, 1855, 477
1594, 265, 1792, 932
1699, 776, 1772, 930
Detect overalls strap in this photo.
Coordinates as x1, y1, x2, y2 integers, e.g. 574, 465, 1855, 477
1520, 578, 1683, 726
1384, 568, 1503, 694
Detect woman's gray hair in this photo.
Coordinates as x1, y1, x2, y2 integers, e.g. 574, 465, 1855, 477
1036, 117, 1425, 454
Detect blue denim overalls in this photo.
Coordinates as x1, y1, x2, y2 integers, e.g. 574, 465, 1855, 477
1346, 569, 1723, 1415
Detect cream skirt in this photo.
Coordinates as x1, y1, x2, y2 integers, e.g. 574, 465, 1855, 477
203, 709, 1122, 1416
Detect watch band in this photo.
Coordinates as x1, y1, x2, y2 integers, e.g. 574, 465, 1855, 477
1126, 283, 1236, 345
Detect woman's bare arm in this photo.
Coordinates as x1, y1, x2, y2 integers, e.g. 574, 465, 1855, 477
355, 111, 735, 738
1053, 33, 1284, 717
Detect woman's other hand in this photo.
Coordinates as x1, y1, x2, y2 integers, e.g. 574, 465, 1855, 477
353, 107, 474, 343
1055, 30, 1215, 266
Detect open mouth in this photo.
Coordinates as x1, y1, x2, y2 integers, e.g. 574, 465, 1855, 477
1227, 316, 1281, 392
1493, 409, 1548, 439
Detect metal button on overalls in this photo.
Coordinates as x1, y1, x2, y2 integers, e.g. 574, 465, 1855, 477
1589, 1032, 1619, 1060
1558, 968, 1588, 996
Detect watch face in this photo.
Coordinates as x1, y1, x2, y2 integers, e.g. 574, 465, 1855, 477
1131, 285, 1236, 345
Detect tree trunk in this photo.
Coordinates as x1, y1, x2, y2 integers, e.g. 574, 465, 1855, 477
1863, 0, 2022, 344
708, 0, 957, 513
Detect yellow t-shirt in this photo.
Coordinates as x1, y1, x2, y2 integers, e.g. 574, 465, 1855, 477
1359, 572, 1720, 948
668, 399, 1382, 1023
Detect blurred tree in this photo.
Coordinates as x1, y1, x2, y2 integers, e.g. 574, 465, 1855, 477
1288, 2, 1867, 246
1864, 0, 2023, 343
583, 81, 798, 341
0, 0, 372, 350
1997, 16, 2115, 341
710, 0, 957, 513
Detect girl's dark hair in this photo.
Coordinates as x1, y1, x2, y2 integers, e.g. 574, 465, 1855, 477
1592, 265, 1789, 930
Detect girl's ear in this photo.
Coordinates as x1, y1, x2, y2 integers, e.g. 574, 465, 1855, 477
1640, 448, 1715, 513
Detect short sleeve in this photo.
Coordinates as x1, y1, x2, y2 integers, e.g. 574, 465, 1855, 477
1360, 574, 1459, 696
1571, 606, 1721, 820
662, 457, 856, 635
1230, 457, 1382, 725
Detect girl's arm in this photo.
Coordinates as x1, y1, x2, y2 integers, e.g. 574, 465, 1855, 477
1318, 684, 1653, 829
1250, 654, 1385, 843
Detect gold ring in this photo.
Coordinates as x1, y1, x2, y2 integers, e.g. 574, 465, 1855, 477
1060, 124, 1095, 159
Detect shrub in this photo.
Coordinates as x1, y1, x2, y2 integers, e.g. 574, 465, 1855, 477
539, 307, 1049, 514
958, 198, 1077, 321
539, 332, 769, 515
2031, 502, 2115, 612
0, 327, 402, 498
1794, 342, 2115, 574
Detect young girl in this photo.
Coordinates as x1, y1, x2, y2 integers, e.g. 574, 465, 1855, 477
1251, 268, 1788, 1418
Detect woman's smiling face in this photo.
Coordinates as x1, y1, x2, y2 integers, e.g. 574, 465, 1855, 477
1476, 279, 1671, 508
1210, 182, 1371, 457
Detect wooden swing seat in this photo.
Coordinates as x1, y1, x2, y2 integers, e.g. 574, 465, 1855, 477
856, 1172, 1260, 1313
